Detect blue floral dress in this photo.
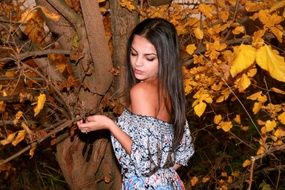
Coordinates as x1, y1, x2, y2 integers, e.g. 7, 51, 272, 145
111, 109, 195, 190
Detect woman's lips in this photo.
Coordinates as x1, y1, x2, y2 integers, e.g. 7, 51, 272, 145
134, 69, 143, 75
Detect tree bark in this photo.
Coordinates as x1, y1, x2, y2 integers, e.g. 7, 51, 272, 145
35, 0, 120, 189
109, 0, 139, 103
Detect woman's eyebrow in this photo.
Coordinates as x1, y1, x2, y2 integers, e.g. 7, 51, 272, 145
131, 47, 137, 52
145, 53, 157, 56
131, 47, 157, 56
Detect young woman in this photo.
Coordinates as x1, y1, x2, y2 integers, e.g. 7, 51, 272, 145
77, 18, 194, 189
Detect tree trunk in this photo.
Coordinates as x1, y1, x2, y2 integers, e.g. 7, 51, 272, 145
109, 0, 139, 104
35, 0, 121, 189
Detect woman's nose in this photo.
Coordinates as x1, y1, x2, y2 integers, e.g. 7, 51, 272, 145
134, 57, 143, 67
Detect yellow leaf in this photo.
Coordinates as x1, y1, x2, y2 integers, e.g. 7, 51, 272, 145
214, 114, 222, 124
271, 87, 285, 95
234, 114, 241, 124
194, 27, 204, 40
278, 112, 285, 125
235, 74, 251, 92
218, 121, 232, 132
216, 88, 231, 103
0, 101, 6, 113
270, 0, 285, 13
231, 171, 240, 177
240, 125, 249, 131
194, 101, 207, 117
256, 45, 285, 82
245, 1, 266, 12
274, 139, 283, 146
214, 40, 227, 51
186, 44, 197, 55
265, 120, 277, 132
232, 26, 245, 35
12, 130, 26, 146
99, 7, 107, 13
257, 119, 265, 125
257, 146, 265, 155
56, 63, 66, 73
219, 10, 229, 22
5, 71, 16, 78
274, 128, 285, 137
29, 143, 37, 158
13, 111, 23, 125
242, 159, 251, 167
261, 126, 267, 135
247, 68, 257, 77
247, 91, 262, 101
252, 101, 262, 114
0, 133, 16, 145
227, 176, 233, 184
200, 94, 213, 104
20, 10, 37, 23
252, 30, 265, 48
211, 82, 223, 91
34, 93, 46, 116
21, 122, 33, 135
258, 10, 271, 26
271, 26, 283, 43
39, 6, 60, 21
190, 176, 199, 187
202, 176, 210, 183
198, 4, 214, 18
184, 79, 193, 95
120, 0, 136, 11
221, 171, 227, 177
230, 45, 256, 77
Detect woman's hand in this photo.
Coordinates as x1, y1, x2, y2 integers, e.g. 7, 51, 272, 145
76, 115, 114, 133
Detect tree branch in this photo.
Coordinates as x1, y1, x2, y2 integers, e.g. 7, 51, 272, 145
0, 49, 70, 64
0, 119, 73, 166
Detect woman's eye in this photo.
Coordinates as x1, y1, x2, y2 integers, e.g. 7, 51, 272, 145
131, 52, 137, 56
146, 57, 156, 61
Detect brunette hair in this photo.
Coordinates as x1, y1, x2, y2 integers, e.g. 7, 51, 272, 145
125, 18, 186, 149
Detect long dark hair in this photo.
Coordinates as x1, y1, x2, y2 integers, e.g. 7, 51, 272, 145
125, 18, 186, 149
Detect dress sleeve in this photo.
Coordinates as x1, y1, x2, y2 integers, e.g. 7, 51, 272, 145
174, 121, 195, 166
129, 127, 158, 176
111, 119, 158, 177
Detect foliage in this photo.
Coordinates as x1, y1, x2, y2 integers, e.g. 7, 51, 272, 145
0, 0, 96, 188
136, 0, 285, 189
1, 0, 285, 189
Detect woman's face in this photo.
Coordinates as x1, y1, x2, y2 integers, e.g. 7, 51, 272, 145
130, 35, 159, 82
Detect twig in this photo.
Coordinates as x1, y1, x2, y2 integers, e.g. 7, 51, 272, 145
247, 144, 285, 189
0, 119, 73, 166
22, 63, 73, 120
229, 131, 255, 150
0, 49, 70, 63
221, 77, 262, 137
46, 0, 81, 30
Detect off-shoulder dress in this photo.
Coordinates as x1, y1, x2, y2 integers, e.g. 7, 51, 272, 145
111, 108, 195, 190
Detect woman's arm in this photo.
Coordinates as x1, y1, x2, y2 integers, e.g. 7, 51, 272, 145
173, 163, 181, 170
77, 115, 133, 154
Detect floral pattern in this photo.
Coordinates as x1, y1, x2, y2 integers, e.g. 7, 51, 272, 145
111, 108, 194, 189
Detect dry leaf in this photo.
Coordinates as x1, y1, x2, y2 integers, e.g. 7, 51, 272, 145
0, 133, 16, 145
39, 6, 60, 21
34, 93, 46, 116
12, 130, 26, 146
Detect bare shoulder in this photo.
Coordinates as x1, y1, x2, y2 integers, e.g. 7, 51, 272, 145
129, 82, 157, 117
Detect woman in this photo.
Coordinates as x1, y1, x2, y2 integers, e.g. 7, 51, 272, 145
77, 18, 194, 189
